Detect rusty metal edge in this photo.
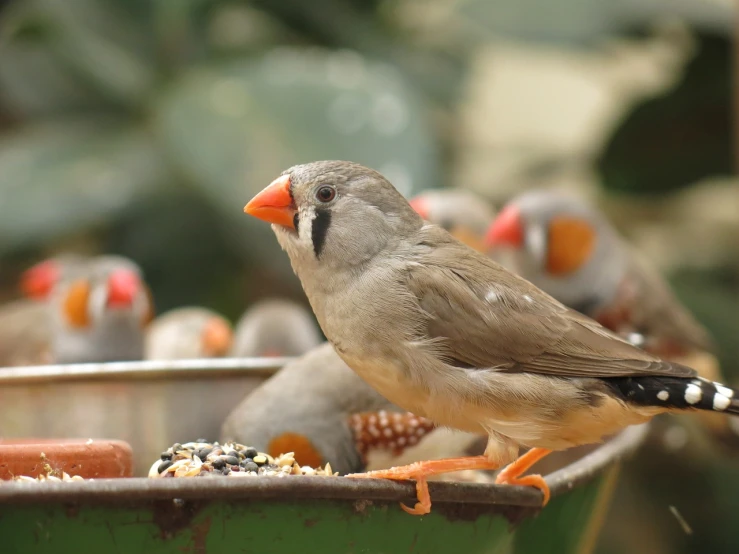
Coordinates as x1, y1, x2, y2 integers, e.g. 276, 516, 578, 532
0, 357, 290, 384
0, 423, 649, 507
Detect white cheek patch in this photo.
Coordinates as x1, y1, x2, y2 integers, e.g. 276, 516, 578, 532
297, 207, 317, 246
88, 283, 108, 323
526, 224, 547, 267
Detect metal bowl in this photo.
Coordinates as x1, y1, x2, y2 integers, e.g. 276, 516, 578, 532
0, 358, 286, 475
0, 424, 648, 554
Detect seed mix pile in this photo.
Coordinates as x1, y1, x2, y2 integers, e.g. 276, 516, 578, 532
149, 440, 337, 478
13, 471, 85, 483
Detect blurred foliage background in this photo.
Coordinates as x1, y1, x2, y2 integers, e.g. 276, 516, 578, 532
0, 0, 736, 552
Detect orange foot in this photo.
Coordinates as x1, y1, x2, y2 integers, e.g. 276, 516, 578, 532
494, 447, 552, 505
346, 455, 500, 515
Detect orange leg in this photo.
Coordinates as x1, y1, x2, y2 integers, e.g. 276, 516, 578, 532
346, 455, 500, 515
495, 447, 552, 505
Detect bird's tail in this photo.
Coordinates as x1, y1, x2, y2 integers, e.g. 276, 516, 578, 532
604, 376, 739, 416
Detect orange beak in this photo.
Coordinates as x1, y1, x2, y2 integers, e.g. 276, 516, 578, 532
485, 205, 524, 249
408, 196, 429, 220
244, 174, 296, 229
201, 317, 233, 357
20, 260, 60, 300
107, 270, 141, 308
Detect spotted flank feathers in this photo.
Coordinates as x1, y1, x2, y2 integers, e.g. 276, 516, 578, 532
349, 410, 436, 458
604, 376, 739, 414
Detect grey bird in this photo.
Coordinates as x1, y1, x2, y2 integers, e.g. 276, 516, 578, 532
48, 255, 154, 363
0, 253, 148, 366
0, 255, 88, 366
230, 298, 322, 358
484, 190, 713, 359
409, 189, 496, 253
145, 307, 233, 360
484, 190, 739, 450
221, 342, 484, 477
244, 160, 739, 515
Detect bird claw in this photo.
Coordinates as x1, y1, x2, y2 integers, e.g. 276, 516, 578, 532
346, 456, 500, 516
495, 472, 550, 506
400, 476, 431, 515
347, 469, 431, 516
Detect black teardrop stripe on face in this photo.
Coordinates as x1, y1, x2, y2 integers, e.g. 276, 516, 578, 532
312, 208, 331, 259
603, 376, 739, 414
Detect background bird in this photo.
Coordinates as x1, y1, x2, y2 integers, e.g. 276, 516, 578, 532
244, 160, 739, 515
18, 254, 90, 301
145, 307, 233, 360
485, 190, 735, 446
221, 341, 487, 479
484, 190, 713, 359
48, 254, 154, 364
0, 254, 155, 365
408, 189, 496, 253
230, 298, 323, 358
0, 255, 90, 366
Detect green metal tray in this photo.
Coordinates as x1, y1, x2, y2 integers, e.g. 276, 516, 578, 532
0, 425, 647, 554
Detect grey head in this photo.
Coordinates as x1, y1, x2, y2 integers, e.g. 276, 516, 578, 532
268, 161, 425, 279
145, 307, 233, 360
487, 189, 627, 313
49, 255, 153, 363
409, 188, 496, 246
230, 298, 322, 357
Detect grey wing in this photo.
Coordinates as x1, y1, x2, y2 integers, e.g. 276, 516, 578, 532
624, 247, 714, 353
406, 229, 696, 379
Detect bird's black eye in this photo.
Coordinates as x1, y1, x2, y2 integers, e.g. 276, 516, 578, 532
315, 185, 336, 203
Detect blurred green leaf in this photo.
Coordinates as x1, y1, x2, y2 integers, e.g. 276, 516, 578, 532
0, 2, 108, 116
0, 41, 109, 118
0, 0, 157, 111
454, 0, 613, 45
597, 33, 731, 195
669, 267, 739, 379
152, 49, 440, 270
0, 118, 171, 253
451, 0, 731, 45
152, 48, 440, 260
249, 0, 467, 106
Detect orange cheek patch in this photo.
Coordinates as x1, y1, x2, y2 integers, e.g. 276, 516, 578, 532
450, 227, 487, 253
62, 280, 91, 328
201, 318, 233, 357
348, 411, 436, 458
141, 286, 156, 327
546, 217, 596, 276
268, 432, 324, 468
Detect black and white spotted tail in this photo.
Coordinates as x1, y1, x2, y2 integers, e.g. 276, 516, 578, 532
604, 376, 739, 415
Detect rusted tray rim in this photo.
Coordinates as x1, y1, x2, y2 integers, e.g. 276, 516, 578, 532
0, 424, 649, 507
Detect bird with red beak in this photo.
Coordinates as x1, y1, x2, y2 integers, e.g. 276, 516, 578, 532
408, 189, 496, 253
145, 307, 233, 360
48, 255, 154, 363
